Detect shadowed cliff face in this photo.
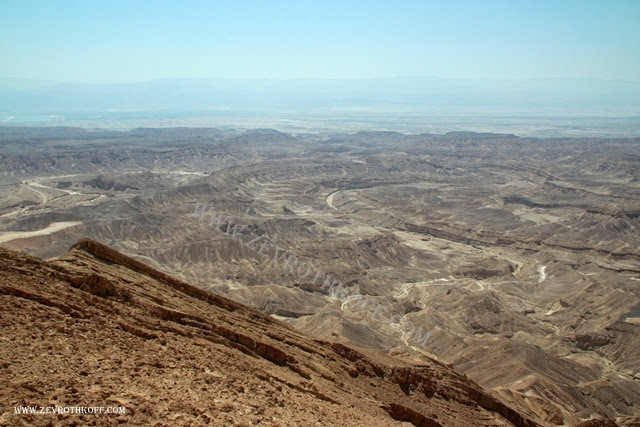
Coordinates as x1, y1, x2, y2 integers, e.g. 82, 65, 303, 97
0, 239, 537, 426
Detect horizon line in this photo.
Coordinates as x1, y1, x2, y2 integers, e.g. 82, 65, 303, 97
2, 75, 640, 86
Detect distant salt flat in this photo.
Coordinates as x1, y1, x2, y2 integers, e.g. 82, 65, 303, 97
0, 221, 82, 244
171, 170, 208, 176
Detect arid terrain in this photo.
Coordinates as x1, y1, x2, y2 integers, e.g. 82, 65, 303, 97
1, 126, 639, 425
1, 239, 542, 426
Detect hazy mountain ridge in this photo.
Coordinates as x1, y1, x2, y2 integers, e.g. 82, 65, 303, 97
2, 77, 640, 114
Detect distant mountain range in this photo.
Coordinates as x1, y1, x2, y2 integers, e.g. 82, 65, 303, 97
1, 77, 639, 115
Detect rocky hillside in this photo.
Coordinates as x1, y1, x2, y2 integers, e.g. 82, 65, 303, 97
0, 239, 537, 426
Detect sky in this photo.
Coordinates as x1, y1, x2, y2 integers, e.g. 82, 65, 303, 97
0, 0, 639, 84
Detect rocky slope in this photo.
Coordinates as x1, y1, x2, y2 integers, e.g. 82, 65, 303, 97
0, 239, 536, 426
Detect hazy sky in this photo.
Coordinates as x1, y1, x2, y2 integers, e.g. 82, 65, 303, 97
1, 0, 639, 84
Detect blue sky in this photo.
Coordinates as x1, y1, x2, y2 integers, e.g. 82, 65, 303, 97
1, 0, 639, 83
